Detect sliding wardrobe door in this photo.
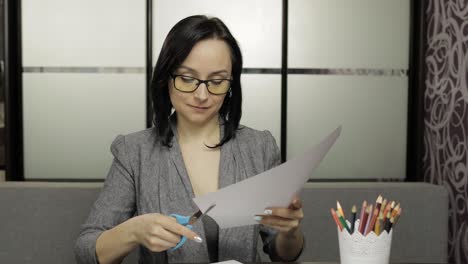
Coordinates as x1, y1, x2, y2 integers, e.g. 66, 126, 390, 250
22, 0, 146, 179
287, 0, 410, 180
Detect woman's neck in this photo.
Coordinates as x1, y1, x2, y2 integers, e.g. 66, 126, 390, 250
176, 114, 220, 146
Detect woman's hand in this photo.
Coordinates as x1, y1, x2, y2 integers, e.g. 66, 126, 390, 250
255, 198, 305, 261
129, 213, 203, 252
255, 198, 304, 234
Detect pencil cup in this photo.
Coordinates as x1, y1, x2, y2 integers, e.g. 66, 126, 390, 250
337, 220, 393, 264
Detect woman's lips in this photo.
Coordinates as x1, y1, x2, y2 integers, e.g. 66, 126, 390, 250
189, 105, 210, 110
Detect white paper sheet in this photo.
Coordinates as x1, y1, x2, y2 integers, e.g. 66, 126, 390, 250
193, 126, 342, 229
211, 261, 243, 264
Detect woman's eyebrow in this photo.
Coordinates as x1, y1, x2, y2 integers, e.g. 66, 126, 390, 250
178, 65, 197, 73
178, 65, 229, 76
209, 70, 229, 76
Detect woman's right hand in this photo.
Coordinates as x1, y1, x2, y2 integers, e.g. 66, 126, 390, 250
129, 213, 203, 252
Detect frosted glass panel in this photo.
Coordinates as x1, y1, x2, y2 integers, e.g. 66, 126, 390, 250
287, 75, 407, 179
289, 0, 410, 68
153, 0, 281, 68
22, 0, 145, 67
241, 74, 281, 147
23, 73, 146, 179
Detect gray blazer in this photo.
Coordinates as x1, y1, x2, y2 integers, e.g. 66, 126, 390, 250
75, 123, 282, 263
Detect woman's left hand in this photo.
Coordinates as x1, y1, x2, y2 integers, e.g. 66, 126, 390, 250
255, 198, 304, 234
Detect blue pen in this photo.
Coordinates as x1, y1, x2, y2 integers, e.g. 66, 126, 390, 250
169, 203, 216, 251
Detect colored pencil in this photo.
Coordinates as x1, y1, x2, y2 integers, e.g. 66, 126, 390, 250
363, 204, 373, 235
365, 206, 379, 235
393, 208, 402, 227
375, 195, 383, 211
350, 205, 357, 234
337, 201, 345, 219
359, 200, 367, 232
391, 203, 401, 218
337, 210, 351, 233
375, 211, 384, 235
383, 211, 391, 233
382, 202, 392, 218
380, 199, 387, 216
385, 216, 394, 233
330, 208, 343, 231
359, 205, 371, 234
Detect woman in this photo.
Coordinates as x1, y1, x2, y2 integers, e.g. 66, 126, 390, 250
75, 15, 304, 264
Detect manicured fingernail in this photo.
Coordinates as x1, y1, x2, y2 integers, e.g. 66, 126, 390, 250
194, 236, 203, 243
254, 216, 263, 222
264, 209, 272, 215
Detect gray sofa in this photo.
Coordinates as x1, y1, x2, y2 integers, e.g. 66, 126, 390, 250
0, 182, 448, 263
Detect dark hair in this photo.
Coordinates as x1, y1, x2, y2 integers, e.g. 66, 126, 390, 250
150, 15, 243, 148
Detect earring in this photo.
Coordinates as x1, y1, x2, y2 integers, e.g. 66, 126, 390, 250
228, 89, 232, 98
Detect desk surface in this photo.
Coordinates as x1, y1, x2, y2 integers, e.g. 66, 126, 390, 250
212, 262, 449, 264
177, 262, 451, 264
267, 263, 447, 264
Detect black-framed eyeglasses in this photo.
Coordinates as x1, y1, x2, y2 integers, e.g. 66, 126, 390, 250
170, 74, 232, 95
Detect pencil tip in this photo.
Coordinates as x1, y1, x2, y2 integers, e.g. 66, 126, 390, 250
376, 195, 383, 203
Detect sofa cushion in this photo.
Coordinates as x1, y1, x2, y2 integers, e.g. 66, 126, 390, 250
0, 181, 448, 263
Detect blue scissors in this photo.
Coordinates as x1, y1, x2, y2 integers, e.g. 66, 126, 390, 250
169, 203, 216, 251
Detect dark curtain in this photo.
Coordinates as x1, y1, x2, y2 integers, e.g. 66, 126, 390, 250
423, 1, 468, 263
